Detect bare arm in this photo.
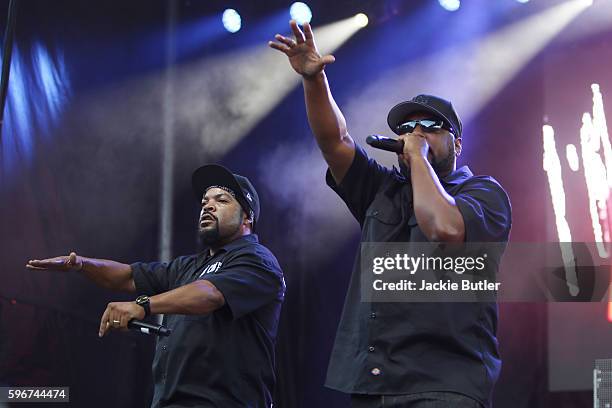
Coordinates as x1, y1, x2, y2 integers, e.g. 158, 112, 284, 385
149, 280, 224, 315
269, 20, 355, 183
303, 72, 355, 183
97, 280, 224, 337
409, 156, 465, 242
27, 252, 136, 293
398, 134, 465, 242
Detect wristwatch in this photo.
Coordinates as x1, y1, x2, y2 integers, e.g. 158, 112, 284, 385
135, 295, 151, 317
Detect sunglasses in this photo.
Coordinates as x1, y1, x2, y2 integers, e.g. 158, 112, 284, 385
396, 118, 452, 134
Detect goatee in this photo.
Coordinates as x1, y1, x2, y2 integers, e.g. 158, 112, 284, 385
198, 224, 220, 246
431, 149, 455, 175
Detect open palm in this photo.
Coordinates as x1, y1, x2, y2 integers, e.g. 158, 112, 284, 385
26, 252, 82, 271
269, 20, 335, 77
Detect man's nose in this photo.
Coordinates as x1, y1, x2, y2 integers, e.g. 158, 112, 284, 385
411, 125, 426, 136
415, 124, 429, 132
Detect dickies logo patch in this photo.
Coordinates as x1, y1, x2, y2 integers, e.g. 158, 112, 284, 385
198, 261, 223, 278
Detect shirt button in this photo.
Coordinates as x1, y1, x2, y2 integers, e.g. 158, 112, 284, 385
368, 346, 375, 352
162, 345, 167, 351
370, 312, 376, 319
372, 210, 379, 216
371, 367, 381, 376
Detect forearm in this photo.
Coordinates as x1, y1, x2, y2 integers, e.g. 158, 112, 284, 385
410, 156, 464, 242
149, 280, 224, 315
80, 258, 135, 292
302, 72, 351, 152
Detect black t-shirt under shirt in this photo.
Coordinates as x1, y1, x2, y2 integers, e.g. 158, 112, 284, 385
131, 234, 285, 408
324, 144, 512, 407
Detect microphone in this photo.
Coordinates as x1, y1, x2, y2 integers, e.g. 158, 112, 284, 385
128, 319, 172, 337
366, 134, 404, 154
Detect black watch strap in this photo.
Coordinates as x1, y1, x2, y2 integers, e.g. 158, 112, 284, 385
135, 295, 151, 317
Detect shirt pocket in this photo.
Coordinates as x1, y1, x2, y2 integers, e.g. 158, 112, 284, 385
365, 206, 401, 225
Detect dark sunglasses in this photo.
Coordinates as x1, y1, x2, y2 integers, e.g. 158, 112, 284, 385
396, 118, 452, 134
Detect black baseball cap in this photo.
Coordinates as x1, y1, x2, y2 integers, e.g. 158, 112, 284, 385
387, 94, 463, 138
192, 164, 260, 225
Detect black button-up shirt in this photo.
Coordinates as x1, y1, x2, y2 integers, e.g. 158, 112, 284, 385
324, 145, 512, 407
131, 234, 285, 408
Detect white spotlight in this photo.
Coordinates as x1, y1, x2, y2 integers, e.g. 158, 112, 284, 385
566, 144, 580, 171
353, 13, 369, 28
222, 9, 242, 33
439, 0, 461, 11
290, 2, 313, 25
517, 0, 530, 3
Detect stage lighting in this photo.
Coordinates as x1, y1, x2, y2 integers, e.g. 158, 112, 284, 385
566, 144, 580, 171
222, 9, 241, 33
516, 0, 530, 3
290, 2, 312, 25
353, 13, 369, 28
439, 0, 460, 11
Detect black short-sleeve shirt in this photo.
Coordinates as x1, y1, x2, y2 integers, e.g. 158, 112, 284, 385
131, 234, 285, 408
324, 144, 512, 407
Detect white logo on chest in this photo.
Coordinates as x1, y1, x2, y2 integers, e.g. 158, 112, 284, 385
198, 261, 223, 278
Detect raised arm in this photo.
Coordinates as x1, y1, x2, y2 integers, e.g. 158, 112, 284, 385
269, 20, 355, 183
27, 252, 135, 292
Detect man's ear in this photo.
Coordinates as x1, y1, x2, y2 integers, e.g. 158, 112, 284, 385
242, 209, 254, 229
454, 136, 462, 157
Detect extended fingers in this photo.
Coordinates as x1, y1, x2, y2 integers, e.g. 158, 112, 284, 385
303, 22, 314, 40
26, 257, 64, 269
289, 20, 305, 43
274, 34, 295, 47
26, 263, 46, 270
268, 40, 290, 53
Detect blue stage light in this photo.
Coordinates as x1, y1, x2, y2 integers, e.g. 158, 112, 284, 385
516, 0, 530, 3
438, 0, 460, 11
222, 9, 241, 33
290, 2, 312, 25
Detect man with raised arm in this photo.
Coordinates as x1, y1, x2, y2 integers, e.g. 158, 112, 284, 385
27, 164, 285, 408
270, 21, 511, 408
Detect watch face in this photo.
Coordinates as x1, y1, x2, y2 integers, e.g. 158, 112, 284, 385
136, 295, 149, 305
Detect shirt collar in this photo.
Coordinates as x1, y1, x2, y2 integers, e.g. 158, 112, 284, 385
441, 165, 473, 187
200, 234, 259, 261
220, 233, 259, 252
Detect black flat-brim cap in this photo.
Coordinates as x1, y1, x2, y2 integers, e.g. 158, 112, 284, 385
192, 164, 260, 224
387, 94, 463, 138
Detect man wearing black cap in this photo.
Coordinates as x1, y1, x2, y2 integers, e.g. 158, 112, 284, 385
27, 165, 285, 408
270, 21, 511, 407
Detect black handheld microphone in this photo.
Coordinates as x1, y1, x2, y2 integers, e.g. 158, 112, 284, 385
366, 134, 404, 154
128, 319, 172, 337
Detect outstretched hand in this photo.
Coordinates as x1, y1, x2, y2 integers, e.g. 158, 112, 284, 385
268, 20, 335, 78
26, 252, 83, 272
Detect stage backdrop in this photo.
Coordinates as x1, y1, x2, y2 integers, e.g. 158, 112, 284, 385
1, 1, 610, 407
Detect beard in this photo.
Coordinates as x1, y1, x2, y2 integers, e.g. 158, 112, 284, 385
431, 145, 455, 175
198, 222, 220, 246
197, 208, 244, 248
